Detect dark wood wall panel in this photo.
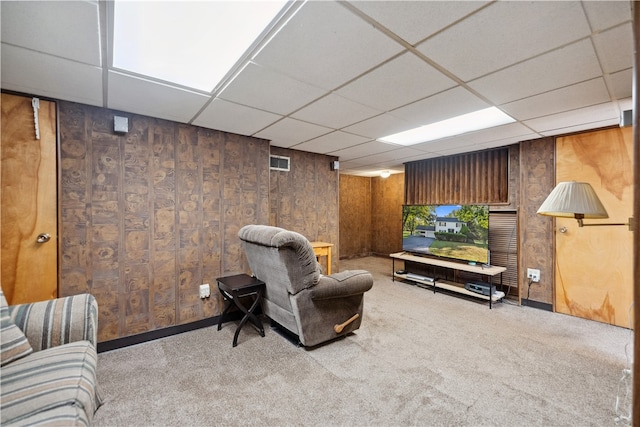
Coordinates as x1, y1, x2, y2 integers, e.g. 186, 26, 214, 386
59, 101, 269, 341
405, 148, 509, 205
269, 147, 339, 272
518, 137, 555, 305
339, 175, 372, 259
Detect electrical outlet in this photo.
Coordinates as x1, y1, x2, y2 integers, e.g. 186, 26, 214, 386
199, 283, 210, 299
527, 268, 540, 283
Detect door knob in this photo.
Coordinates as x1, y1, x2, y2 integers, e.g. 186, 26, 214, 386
36, 233, 51, 243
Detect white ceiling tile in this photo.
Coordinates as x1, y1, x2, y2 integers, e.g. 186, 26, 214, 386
108, 71, 210, 123
500, 78, 611, 121
390, 86, 489, 128
1, 45, 103, 106
252, 1, 402, 91
349, 1, 490, 45
582, 1, 632, 32
351, 146, 428, 164
291, 93, 382, 129
342, 113, 413, 139
609, 68, 633, 100
330, 140, 397, 161
538, 119, 620, 137
254, 118, 332, 148
592, 23, 633, 73
410, 123, 535, 152
292, 131, 370, 154
1, 1, 101, 66
618, 97, 633, 111
336, 52, 456, 111
524, 103, 619, 133
193, 98, 282, 136
469, 39, 601, 105
479, 134, 540, 149
218, 62, 327, 115
417, 1, 591, 81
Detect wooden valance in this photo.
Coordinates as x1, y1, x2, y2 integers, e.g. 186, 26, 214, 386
404, 148, 509, 205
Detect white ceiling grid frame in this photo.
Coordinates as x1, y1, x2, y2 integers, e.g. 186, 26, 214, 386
292, 130, 371, 154
0, 1, 102, 66
291, 93, 383, 130
254, 117, 333, 148
1, 44, 104, 106
468, 38, 603, 106
335, 52, 457, 112
193, 98, 282, 136
388, 86, 489, 129
501, 78, 611, 121
108, 71, 210, 123
346, 0, 492, 46
416, 1, 593, 82
524, 102, 620, 135
217, 62, 328, 116
0, 0, 634, 177
342, 113, 414, 140
251, 0, 404, 92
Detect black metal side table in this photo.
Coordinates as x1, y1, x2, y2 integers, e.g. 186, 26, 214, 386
216, 274, 265, 347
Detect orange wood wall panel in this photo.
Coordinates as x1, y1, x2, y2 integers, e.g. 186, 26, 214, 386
555, 127, 634, 327
1, 93, 58, 305
371, 174, 404, 256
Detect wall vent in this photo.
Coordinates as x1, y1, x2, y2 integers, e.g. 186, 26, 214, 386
270, 155, 290, 171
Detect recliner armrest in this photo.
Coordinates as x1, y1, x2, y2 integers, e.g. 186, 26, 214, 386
310, 270, 373, 300
8, 294, 98, 352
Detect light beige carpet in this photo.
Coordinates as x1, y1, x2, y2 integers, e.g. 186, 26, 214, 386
93, 256, 632, 426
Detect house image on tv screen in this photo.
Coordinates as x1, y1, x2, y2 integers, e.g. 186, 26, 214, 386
436, 217, 465, 234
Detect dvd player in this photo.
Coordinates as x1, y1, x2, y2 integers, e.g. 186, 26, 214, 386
406, 273, 434, 282
464, 281, 496, 296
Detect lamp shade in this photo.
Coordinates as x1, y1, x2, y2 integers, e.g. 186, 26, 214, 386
537, 181, 609, 219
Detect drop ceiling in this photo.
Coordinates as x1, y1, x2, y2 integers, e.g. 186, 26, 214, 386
1, 0, 633, 176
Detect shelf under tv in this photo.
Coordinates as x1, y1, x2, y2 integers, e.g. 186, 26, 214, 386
390, 252, 507, 308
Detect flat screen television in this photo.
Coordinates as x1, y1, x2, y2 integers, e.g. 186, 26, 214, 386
402, 204, 489, 265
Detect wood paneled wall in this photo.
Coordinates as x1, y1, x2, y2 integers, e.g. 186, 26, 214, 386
339, 173, 404, 258
554, 127, 633, 327
269, 147, 339, 273
518, 137, 555, 305
371, 174, 404, 255
405, 148, 509, 205
339, 175, 372, 259
58, 101, 270, 341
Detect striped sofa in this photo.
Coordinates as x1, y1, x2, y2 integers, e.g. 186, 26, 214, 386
0, 290, 102, 426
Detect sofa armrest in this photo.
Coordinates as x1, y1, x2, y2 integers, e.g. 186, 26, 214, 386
310, 270, 373, 301
8, 294, 98, 352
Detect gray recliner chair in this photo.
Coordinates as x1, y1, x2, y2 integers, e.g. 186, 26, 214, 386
238, 225, 373, 347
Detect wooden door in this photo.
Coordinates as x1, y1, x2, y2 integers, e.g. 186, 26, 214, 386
1, 93, 58, 304
555, 127, 634, 328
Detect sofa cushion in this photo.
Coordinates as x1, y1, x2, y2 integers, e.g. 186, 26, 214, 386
0, 341, 102, 426
0, 293, 33, 366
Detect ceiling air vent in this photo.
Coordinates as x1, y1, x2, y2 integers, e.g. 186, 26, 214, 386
270, 155, 290, 171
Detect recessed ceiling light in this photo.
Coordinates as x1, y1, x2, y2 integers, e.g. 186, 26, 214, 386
112, 1, 288, 92
378, 107, 516, 146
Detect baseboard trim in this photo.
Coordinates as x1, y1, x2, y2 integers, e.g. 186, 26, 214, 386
97, 312, 242, 353
521, 298, 552, 311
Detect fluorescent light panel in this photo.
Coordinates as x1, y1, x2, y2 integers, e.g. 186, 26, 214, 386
379, 107, 516, 146
112, 1, 287, 92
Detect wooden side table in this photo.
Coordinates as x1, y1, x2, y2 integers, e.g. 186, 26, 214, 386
311, 241, 333, 274
216, 274, 265, 347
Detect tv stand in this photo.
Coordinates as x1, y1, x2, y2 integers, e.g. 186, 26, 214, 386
390, 252, 506, 308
